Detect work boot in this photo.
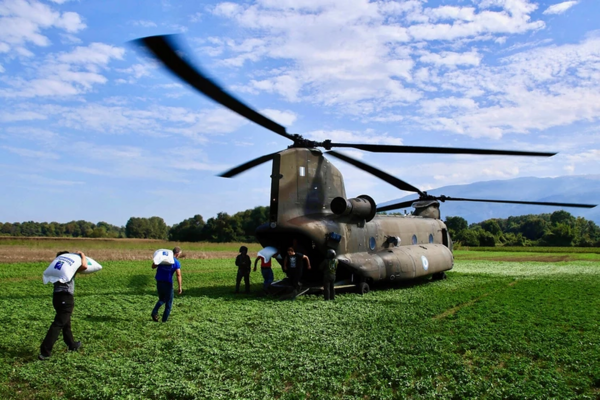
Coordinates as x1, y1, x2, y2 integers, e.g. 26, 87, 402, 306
69, 341, 82, 351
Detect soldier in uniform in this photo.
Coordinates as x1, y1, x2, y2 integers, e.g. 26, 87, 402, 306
319, 249, 338, 301
235, 246, 252, 294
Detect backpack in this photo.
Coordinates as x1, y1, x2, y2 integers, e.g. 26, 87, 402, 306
326, 259, 338, 273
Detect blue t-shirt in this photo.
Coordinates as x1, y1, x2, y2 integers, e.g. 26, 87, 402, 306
155, 259, 181, 283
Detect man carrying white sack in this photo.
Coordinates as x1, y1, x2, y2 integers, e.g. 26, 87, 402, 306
39, 251, 88, 360
151, 247, 183, 323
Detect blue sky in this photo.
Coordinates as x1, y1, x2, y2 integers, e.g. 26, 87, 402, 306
1, 0, 599, 227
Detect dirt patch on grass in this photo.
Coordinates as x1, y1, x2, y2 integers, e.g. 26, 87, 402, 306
0, 247, 238, 263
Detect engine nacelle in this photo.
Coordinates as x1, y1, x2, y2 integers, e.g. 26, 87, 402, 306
330, 194, 377, 222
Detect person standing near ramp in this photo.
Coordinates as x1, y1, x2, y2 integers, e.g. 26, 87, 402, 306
283, 247, 311, 295
235, 246, 252, 294
319, 249, 338, 301
151, 247, 183, 322
254, 247, 278, 294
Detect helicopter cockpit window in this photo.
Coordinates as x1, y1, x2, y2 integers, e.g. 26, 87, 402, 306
429, 234, 434, 243
369, 237, 376, 251
412, 235, 417, 245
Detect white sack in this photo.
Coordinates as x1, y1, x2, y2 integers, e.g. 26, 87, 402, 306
153, 249, 174, 265
43, 254, 82, 284
257, 246, 279, 263
80, 256, 102, 274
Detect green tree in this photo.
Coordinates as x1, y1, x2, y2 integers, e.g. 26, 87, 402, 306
521, 217, 548, 241
456, 229, 480, 247
550, 210, 575, 226
445, 216, 468, 237
481, 219, 502, 236
169, 214, 206, 242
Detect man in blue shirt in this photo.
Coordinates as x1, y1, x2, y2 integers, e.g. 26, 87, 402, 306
151, 247, 183, 322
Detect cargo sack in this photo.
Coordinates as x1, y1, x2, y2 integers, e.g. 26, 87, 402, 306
153, 249, 174, 265
80, 256, 103, 274
257, 246, 279, 263
43, 254, 82, 284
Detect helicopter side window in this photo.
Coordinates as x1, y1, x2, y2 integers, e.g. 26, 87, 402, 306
369, 237, 376, 251
429, 234, 434, 243
412, 234, 417, 245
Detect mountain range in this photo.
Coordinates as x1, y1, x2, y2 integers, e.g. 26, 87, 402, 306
378, 175, 600, 225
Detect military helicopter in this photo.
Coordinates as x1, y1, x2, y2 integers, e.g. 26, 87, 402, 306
136, 35, 597, 295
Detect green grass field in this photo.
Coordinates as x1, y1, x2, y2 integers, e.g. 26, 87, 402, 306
1, 253, 599, 399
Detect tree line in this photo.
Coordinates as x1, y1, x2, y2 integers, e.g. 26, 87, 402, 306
445, 210, 600, 247
0, 206, 270, 243
3, 208, 599, 246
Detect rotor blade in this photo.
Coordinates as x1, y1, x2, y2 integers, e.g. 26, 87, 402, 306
326, 151, 424, 195
329, 143, 556, 157
441, 197, 596, 209
219, 152, 279, 178
135, 35, 295, 141
377, 199, 419, 212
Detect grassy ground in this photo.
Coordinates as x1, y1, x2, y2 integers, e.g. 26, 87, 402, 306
0, 250, 599, 399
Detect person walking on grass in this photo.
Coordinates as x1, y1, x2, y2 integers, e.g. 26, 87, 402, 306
39, 251, 87, 360
151, 247, 183, 322
235, 246, 252, 294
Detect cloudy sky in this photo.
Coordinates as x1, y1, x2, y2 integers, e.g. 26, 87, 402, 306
1, 0, 599, 226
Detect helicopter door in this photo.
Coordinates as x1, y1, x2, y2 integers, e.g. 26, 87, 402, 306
442, 229, 449, 248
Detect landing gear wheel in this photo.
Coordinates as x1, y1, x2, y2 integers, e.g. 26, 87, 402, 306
357, 281, 370, 295
431, 272, 447, 281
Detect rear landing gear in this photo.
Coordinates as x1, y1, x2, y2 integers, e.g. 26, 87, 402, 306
431, 272, 447, 281
357, 281, 370, 295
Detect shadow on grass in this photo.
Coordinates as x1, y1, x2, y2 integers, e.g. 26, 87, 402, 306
0, 344, 38, 361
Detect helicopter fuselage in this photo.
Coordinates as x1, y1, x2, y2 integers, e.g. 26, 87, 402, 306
256, 147, 454, 288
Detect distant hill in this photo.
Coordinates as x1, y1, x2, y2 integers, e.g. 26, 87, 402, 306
379, 175, 600, 225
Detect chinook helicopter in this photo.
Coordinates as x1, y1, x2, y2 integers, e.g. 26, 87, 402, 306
136, 35, 597, 295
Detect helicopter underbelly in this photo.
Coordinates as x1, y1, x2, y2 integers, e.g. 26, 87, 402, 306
340, 244, 453, 282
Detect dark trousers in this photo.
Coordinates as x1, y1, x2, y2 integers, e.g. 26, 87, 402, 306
324, 273, 336, 300
40, 292, 76, 357
288, 267, 303, 292
236, 269, 250, 293
152, 281, 174, 322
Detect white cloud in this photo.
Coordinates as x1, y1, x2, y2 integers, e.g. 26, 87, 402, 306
57, 42, 125, 65
16, 173, 84, 186
261, 109, 297, 126
543, 1, 578, 15
418, 50, 482, 67
306, 129, 404, 146
0, 0, 86, 53
2, 145, 59, 159
132, 19, 157, 27
0, 42, 125, 98
0, 110, 47, 121
205, 0, 546, 115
